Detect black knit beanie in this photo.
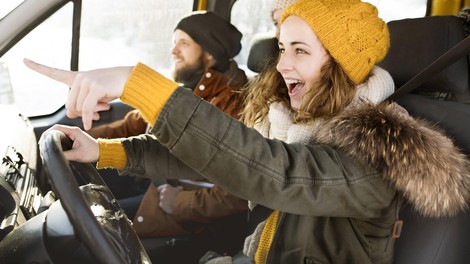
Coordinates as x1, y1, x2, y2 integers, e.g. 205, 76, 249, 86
175, 11, 242, 72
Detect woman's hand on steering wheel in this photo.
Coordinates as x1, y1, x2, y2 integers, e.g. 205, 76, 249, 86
40, 124, 100, 163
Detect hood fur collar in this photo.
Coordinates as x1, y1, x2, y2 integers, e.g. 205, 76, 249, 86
315, 102, 470, 217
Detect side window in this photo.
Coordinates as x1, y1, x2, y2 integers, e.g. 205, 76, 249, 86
231, 0, 275, 68
79, 0, 193, 75
364, 0, 427, 22
1, 4, 73, 117
0, 0, 193, 118
0, 1, 23, 18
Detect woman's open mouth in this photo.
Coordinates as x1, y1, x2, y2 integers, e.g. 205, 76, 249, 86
286, 79, 305, 97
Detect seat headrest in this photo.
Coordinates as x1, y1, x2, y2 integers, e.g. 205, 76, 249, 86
247, 33, 279, 73
378, 16, 469, 102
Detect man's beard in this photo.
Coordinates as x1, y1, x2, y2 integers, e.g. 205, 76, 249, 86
172, 54, 206, 85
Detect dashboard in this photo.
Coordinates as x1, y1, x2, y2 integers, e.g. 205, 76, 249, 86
0, 105, 42, 241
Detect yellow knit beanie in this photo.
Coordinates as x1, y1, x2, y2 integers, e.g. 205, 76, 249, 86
281, 0, 389, 84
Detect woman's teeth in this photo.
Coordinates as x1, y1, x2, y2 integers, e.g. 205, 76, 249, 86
286, 79, 304, 93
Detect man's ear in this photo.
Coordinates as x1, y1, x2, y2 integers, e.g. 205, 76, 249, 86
205, 52, 216, 68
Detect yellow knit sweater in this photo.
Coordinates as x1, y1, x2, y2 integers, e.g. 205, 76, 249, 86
96, 63, 178, 170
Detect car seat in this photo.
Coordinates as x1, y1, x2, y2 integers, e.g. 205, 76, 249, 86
247, 32, 278, 74
377, 16, 470, 264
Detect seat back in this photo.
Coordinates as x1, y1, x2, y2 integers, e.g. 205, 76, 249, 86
394, 204, 470, 264
378, 16, 469, 102
377, 16, 470, 264
246, 32, 278, 73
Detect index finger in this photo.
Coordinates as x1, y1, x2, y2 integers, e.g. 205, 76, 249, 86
23, 58, 77, 87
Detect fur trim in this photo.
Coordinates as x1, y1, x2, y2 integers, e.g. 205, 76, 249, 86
315, 102, 470, 217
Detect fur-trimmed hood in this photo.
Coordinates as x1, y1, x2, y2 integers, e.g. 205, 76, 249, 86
315, 102, 470, 218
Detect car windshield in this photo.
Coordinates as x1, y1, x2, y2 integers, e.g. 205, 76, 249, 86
0, 0, 192, 117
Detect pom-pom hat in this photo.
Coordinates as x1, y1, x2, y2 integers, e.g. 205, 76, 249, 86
281, 0, 390, 84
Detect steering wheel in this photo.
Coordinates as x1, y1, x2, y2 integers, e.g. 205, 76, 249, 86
40, 130, 151, 264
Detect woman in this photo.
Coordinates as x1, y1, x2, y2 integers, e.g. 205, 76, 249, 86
27, 0, 470, 263
271, 0, 297, 39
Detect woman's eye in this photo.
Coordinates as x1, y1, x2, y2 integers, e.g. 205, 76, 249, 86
279, 48, 285, 54
295, 48, 307, 54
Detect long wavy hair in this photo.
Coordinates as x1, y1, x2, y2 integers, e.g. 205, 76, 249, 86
240, 55, 358, 127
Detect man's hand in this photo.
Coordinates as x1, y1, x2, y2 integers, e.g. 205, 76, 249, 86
157, 184, 184, 214
24, 58, 133, 130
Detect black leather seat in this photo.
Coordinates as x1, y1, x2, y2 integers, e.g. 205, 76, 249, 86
378, 16, 470, 264
393, 204, 470, 264
379, 16, 469, 103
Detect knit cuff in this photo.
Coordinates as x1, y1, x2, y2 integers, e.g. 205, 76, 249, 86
97, 138, 127, 170
121, 63, 179, 125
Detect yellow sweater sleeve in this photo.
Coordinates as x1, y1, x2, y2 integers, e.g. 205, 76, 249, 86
96, 138, 127, 170
121, 62, 179, 125
97, 62, 179, 170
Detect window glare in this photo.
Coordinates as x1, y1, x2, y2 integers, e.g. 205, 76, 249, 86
79, 0, 193, 74
364, 0, 427, 22
1, 0, 193, 117
0, 1, 24, 19
231, 0, 274, 74
1, 4, 72, 117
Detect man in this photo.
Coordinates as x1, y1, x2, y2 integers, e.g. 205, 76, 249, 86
87, 11, 248, 258
88, 11, 246, 138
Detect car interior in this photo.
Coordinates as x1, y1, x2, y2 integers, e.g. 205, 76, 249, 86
0, 0, 469, 263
